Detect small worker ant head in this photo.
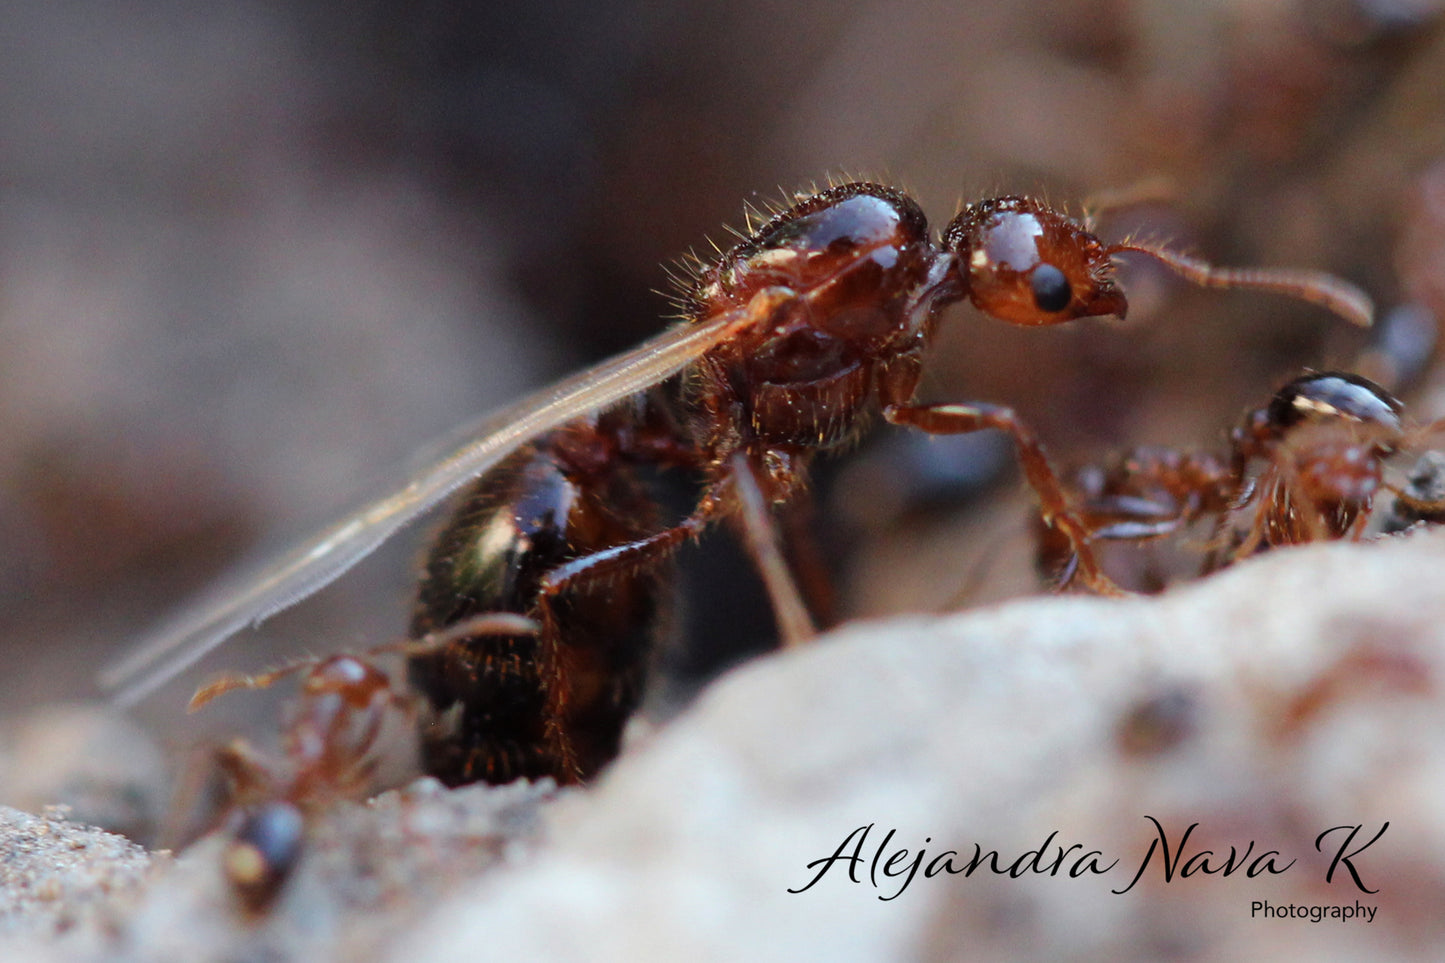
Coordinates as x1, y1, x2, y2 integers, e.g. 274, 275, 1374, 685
943, 196, 1128, 326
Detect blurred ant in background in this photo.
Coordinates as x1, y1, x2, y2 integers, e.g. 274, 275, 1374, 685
1040, 355, 1445, 591
187, 614, 534, 912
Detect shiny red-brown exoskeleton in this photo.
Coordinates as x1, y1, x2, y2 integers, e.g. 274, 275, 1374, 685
401, 183, 1371, 787
404, 186, 1141, 786
190, 613, 535, 910
115, 180, 1371, 795
1225, 371, 1406, 551
1041, 371, 1428, 589
403, 185, 1143, 788
202, 653, 400, 912
145, 180, 1374, 921
408, 417, 667, 786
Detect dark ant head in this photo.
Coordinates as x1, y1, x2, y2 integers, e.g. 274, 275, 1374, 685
1266, 372, 1404, 435
1251, 372, 1404, 527
943, 197, 1127, 326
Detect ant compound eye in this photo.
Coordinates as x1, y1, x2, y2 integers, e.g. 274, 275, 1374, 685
1030, 264, 1072, 313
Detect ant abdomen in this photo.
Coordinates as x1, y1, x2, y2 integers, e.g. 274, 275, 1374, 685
1261, 371, 1405, 435
222, 801, 305, 914
407, 420, 666, 787
1238, 372, 1406, 543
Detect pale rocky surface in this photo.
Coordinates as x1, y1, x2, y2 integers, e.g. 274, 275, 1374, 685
0, 805, 156, 959
7, 528, 1445, 961
398, 527, 1445, 963
0, 705, 168, 843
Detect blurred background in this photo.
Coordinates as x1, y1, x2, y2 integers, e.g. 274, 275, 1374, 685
0, 0, 1442, 837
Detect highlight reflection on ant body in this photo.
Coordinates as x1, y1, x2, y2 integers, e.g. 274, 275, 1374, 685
1041, 371, 1445, 589
106, 180, 1372, 792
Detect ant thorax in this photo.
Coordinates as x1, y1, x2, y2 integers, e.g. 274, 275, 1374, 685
680, 184, 1129, 466
683, 184, 945, 458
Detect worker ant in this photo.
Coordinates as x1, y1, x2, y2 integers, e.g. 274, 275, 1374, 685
104, 180, 1373, 795
1041, 370, 1445, 589
188, 613, 536, 912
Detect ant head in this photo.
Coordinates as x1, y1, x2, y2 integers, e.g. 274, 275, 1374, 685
1255, 372, 1403, 516
943, 197, 1127, 326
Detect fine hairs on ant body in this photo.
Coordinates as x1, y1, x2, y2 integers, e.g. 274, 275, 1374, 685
1039, 370, 1445, 590
109, 179, 1373, 800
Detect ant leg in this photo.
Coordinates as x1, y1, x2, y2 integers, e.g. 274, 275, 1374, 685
884, 401, 1125, 597
535, 467, 818, 647
214, 738, 284, 808
532, 491, 727, 779
776, 487, 837, 629
189, 613, 540, 713
1230, 471, 1284, 562
537, 491, 724, 598
726, 452, 817, 647
387, 613, 541, 659
189, 659, 322, 712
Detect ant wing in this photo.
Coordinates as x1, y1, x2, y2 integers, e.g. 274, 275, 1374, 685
101, 310, 752, 707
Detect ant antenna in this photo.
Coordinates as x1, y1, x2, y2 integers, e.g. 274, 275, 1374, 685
1109, 240, 1374, 329
187, 612, 540, 711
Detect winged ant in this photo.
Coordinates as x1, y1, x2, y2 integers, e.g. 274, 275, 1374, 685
103, 180, 1373, 796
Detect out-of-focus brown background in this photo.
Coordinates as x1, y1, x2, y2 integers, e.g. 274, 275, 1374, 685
0, 0, 1442, 748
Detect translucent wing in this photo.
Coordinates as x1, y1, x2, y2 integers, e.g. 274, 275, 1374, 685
101, 311, 751, 706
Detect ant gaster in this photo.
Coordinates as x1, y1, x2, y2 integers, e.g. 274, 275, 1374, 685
106, 180, 1372, 788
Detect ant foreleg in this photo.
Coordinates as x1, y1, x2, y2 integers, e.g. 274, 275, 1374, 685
884, 401, 1125, 597
388, 613, 541, 660
189, 659, 322, 712
188, 613, 539, 713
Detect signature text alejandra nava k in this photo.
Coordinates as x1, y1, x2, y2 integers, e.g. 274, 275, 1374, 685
787, 817, 1388, 905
